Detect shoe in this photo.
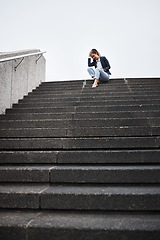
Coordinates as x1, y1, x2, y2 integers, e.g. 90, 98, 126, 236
92, 79, 99, 88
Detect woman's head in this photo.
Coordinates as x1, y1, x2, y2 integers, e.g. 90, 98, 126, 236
89, 49, 100, 60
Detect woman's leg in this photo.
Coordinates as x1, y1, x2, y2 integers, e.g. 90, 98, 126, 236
95, 68, 110, 82
87, 67, 95, 78
90, 68, 100, 88
88, 67, 109, 88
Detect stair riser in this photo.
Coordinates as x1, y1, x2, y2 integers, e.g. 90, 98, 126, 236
0, 150, 159, 164
0, 193, 39, 209
0, 166, 159, 183
0, 189, 160, 211
1, 193, 158, 211
12, 101, 160, 108
0, 118, 159, 128
40, 81, 160, 86
27, 91, 160, 98
1, 111, 160, 120
34, 85, 160, 91
0, 168, 50, 182
41, 194, 160, 211
57, 150, 160, 164
50, 167, 160, 183
0, 151, 57, 164
28, 90, 160, 97
39, 82, 160, 87
18, 98, 160, 105
6, 107, 75, 114
0, 127, 159, 137
20, 227, 160, 240
6, 105, 160, 113
20, 95, 160, 102
33, 88, 159, 94
0, 137, 159, 150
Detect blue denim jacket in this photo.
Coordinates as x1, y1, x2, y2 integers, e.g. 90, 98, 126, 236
88, 56, 111, 75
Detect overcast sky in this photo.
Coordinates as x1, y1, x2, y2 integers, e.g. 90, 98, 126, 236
0, 0, 160, 81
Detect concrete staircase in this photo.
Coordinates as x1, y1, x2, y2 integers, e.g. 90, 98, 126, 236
0, 78, 160, 240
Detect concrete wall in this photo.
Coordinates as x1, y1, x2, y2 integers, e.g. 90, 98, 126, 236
0, 49, 46, 114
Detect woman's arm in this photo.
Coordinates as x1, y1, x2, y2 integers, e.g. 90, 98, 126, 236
88, 58, 96, 67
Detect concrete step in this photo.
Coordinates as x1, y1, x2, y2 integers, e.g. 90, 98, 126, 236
0, 150, 159, 164
27, 90, 160, 97
41, 79, 85, 84
0, 183, 160, 210
42, 78, 159, 83
0, 136, 159, 150
28, 88, 160, 95
49, 165, 160, 183
124, 78, 160, 83
29, 90, 160, 97
22, 94, 160, 101
35, 84, 160, 90
84, 84, 160, 88
40, 79, 160, 86
34, 86, 85, 91
0, 77, 159, 239
0, 165, 159, 184
6, 104, 160, 114
40, 184, 160, 211
82, 89, 160, 94
0, 118, 159, 128
33, 88, 159, 94
0, 210, 160, 240
37, 85, 160, 91
0, 128, 67, 137
0, 126, 159, 138
0, 165, 54, 183
0, 183, 48, 209
0, 151, 57, 164
18, 96, 160, 104
66, 126, 160, 137
39, 83, 83, 87
40, 80, 160, 85
125, 83, 160, 87
48, 165, 160, 184
1, 110, 160, 120
12, 100, 160, 108
57, 149, 160, 164
6, 107, 75, 114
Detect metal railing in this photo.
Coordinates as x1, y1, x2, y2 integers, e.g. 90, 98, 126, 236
0, 51, 46, 71
0, 51, 46, 63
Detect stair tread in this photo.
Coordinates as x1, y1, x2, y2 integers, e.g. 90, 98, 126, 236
0, 165, 159, 170
0, 183, 160, 194
0, 209, 160, 230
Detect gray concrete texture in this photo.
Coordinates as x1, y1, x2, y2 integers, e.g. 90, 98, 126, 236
0, 49, 46, 114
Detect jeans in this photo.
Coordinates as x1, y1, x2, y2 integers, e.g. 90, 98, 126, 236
87, 67, 110, 82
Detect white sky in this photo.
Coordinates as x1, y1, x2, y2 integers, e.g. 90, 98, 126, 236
0, 0, 160, 81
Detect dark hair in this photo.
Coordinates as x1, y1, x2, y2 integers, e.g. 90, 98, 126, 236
89, 49, 100, 57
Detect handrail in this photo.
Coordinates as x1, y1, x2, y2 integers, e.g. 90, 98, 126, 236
0, 51, 46, 63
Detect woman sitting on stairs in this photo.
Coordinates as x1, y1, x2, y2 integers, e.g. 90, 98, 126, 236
87, 49, 111, 88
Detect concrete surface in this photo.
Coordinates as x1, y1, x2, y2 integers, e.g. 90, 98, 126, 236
0, 49, 46, 114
